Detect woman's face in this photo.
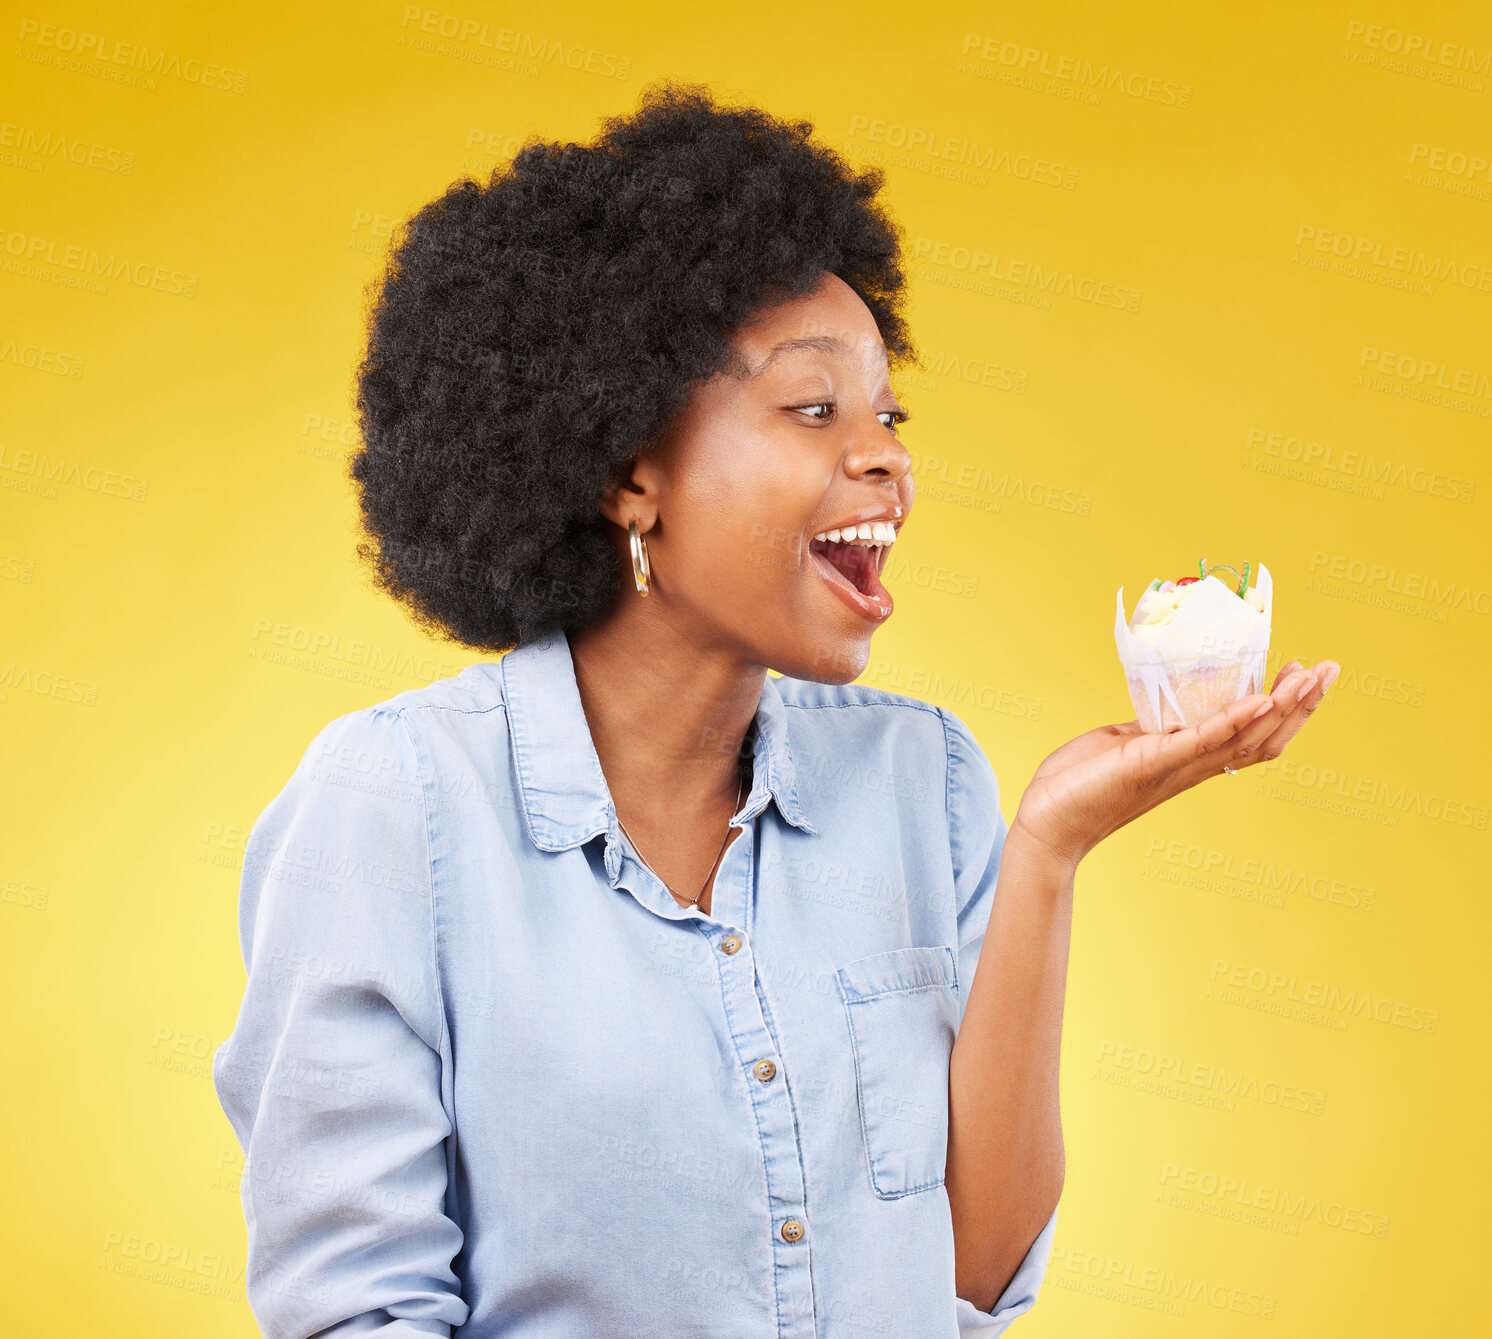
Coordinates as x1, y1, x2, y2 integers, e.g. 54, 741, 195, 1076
613, 271, 916, 683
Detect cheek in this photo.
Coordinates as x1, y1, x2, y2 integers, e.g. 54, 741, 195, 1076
664, 491, 796, 588
750, 497, 806, 564
728, 508, 805, 586
738, 473, 828, 585
670, 434, 824, 585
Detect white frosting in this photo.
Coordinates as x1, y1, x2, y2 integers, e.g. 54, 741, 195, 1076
1114, 563, 1273, 728
1121, 567, 1271, 659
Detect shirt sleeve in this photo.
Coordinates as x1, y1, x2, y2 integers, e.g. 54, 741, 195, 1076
212, 706, 470, 1339
940, 706, 1060, 1336
951, 1207, 1059, 1337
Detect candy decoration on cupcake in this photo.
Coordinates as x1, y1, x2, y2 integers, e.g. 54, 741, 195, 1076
1146, 561, 1255, 600
1192, 558, 1252, 597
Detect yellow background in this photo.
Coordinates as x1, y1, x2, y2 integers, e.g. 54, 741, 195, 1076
3, 0, 1487, 1333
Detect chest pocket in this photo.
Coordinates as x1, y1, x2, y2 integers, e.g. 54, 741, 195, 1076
835, 945, 959, 1200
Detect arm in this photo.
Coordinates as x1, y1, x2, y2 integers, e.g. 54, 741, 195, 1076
212, 707, 469, 1338
941, 660, 1336, 1325
941, 710, 1072, 1327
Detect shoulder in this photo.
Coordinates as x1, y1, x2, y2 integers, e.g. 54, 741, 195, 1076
282, 662, 512, 789
776, 675, 1001, 815
771, 673, 944, 720
770, 674, 979, 809
355, 660, 509, 722
315, 661, 510, 737
771, 673, 969, 756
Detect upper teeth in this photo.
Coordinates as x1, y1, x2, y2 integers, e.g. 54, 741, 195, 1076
813, 521, 898, 546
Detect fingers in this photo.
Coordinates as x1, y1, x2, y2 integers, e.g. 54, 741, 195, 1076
1223, 668, 1318, 763
1196, 659, 1338, 779
1249, 659, 1337, 759
1136, 656, 1340, 787
1144, 688, 1277, 774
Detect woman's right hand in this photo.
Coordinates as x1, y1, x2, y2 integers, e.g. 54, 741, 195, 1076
1009, 658, 1339, 872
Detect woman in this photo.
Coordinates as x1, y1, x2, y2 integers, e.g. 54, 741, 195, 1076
214, 80, 1336, 1337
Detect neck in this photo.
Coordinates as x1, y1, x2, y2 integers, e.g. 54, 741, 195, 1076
566, 611, 762, 827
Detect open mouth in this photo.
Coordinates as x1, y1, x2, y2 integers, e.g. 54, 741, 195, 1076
810, 537, 883, 595
808, 534, 894, 621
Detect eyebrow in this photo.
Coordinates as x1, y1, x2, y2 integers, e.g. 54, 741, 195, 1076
746, 334, 888, 380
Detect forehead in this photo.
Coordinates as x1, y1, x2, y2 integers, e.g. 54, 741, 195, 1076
732, 274, 888, 379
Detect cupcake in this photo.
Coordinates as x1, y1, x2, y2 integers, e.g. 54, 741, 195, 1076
1114, 560, 1273, 732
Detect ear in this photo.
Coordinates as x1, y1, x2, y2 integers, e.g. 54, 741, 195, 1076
596, 451, 664, 532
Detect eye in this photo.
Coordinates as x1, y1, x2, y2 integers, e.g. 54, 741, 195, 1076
789, 402, 910, 431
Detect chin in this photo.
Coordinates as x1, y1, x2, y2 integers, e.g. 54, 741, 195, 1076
772, 635, 874, 685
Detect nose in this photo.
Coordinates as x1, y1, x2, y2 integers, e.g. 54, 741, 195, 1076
842, 409, 913, 487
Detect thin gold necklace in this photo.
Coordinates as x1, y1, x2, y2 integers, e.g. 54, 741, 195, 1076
615, 767, 745, 910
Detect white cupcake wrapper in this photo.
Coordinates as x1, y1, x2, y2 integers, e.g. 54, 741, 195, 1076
1114, 563, 1273, 731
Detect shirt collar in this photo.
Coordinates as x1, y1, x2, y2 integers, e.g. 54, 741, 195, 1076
499, 628, 818, 853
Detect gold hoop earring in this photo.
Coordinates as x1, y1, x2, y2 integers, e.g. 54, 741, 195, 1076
628, 519, 651, 596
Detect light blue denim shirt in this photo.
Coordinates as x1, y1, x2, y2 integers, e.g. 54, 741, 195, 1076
213, 627, 1058, 1338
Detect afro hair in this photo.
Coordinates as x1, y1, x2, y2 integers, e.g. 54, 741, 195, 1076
350, 78, 918, 653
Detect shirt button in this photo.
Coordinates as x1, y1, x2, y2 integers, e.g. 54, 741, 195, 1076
753, 1059, 777, 1083
720, 935, 741, 955
780, 1220, 805, 1243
